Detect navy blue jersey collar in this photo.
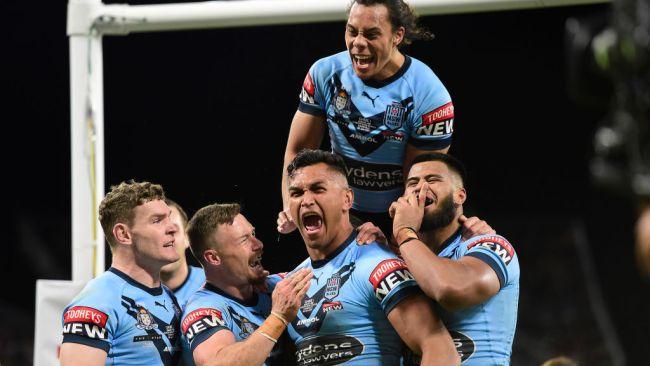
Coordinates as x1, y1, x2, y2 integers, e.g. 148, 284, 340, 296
108, 267, 163, 296
171, 265, 193, 293
435, 228, 463, 255
362, 55, 412, 88
311, 230, 356, 269
204, 282, 259, 307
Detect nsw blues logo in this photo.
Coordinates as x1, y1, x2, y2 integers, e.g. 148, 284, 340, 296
324, 273, 341, 300
383, 102, 405, 130
136, 306, 158, 330
334, 88, 351, 114
238, 317, 256, 338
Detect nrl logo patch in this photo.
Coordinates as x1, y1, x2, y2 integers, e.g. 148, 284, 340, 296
383, 102, 405, 130
324, 273, 341, 300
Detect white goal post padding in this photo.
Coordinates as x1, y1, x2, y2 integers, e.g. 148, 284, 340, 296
34, 280, 87, 366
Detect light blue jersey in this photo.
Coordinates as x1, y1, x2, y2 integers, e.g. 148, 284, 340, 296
287, 232, 421, 365
172, 265, 206, 310
299, 51, 454, 212
180, 283, 283, 366
436, 231, 520, 365
61, 267, 182, 365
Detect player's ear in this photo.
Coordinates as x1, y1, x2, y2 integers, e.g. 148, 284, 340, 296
204, 249, 221, 266
343, 187, 354, 211
113, 223, 132, 246
454, 187, 467, 206
393, 26, 405, 47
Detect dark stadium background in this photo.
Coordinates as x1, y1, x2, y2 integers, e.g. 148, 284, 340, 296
4, 0, 649, 364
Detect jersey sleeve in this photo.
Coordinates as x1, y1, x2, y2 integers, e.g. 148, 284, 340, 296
357, 243, 422, 315
61, 285, 117, 353
265, 273, 287, 293
408, 70, 454, 151
181, 300, 232, 352
461, 235, 517, 288
297, 60, 327, 117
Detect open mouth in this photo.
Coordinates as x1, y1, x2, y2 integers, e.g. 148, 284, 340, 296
163, 240, 175, 248
425, 197, 434, 207
352, 54, 374, 70
301, 212, 323, 234
249, 255, 263, 270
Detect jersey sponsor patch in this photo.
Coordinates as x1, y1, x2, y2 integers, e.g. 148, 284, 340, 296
340, 155, 403, 192
300, 72, 316, 104
63, 306, 109, 340
181, 308, 226, 341
368, 259, 415, 302
467, 236, 515, 265
295, 334, 364, 366
417, 102, 454, 136
450, 330, 476, 362
322, 301, 343, 313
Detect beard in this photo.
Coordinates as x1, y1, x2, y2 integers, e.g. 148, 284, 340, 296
420, 193, 458, 232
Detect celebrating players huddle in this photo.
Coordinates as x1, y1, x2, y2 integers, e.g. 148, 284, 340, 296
60, 1, 519, 365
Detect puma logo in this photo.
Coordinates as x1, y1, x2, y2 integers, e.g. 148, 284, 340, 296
362, 91, 380, 107
155, 300, 167, 311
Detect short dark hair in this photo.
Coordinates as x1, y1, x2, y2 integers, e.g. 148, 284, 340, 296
186, 203, 240, 266
165, 198, 188, 229
411, 153, 467, 185
287, 149, 348, 180
99, 180, 165, 248
349, 0, 433, 48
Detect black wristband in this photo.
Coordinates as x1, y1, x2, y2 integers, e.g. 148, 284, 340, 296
398, 237, 419, 248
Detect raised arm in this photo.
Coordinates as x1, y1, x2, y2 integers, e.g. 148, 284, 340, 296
192, 269, 312, 366
391, 183, 501, 310
278, 110, 326, 233
398, 240, 500, 310
387, 294, 459, 365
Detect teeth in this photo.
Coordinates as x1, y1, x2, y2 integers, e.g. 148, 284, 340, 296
355, 55, 371, 60
249, 256, 262, 267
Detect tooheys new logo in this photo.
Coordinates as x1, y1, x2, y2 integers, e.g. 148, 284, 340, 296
295, 334, 364, 366
417, 102, 454, 136
467, 236, 515, 265
291, 263, 355, 338
63, 306, 109, 340
368, 259, 415, 302
181, 308, 226, 341
300, 72, 316, 105
339, 155, 403, 192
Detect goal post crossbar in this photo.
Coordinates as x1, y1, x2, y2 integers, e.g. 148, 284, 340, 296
69, 0, 611, 36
